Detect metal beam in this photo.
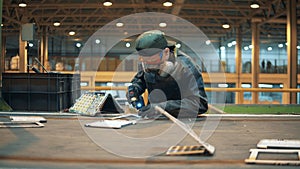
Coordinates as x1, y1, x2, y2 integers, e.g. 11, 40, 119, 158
286, 0, 298, 104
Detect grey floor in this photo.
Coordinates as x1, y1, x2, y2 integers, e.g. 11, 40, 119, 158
0, 113, 299, 169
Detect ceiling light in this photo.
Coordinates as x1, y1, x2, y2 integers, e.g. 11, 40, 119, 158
95, 39, 101, 44
218, 84, 228, 88
163, 1, 173, 7
103, 1, 112, 7
125, 42, 131, 48
244, 46, 249, 50
205, 40, 211, 45
267, 47, 272, 51
222, 24, 230, 29
76, 42, 81, 48
69, 31, 76, 36
159, 22, 167, 28
19, 1, 27, 7
116, 22, 124, 27
250, 2, 260, 9
53, 21, 61, 26
278, 44, 284, 48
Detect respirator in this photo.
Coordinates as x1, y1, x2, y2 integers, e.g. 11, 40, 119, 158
141, 60, 175, 77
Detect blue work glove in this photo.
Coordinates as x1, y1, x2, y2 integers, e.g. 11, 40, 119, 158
138, 104, 161, 119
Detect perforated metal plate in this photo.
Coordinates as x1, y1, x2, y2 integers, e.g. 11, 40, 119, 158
166, 145, 206, 156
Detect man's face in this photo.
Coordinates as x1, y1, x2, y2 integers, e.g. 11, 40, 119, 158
139, 51, 164, 72
139, 51, 163, 65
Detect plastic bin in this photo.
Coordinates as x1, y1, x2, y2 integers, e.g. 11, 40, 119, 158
2, 73, 81, 112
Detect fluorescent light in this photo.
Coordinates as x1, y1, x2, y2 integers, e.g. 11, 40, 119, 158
107, 82, 113, 86
222, 24, 230, 29
159, 22, 167, 27
53, 21, 61, 26
124, 83, 132, 86
242, 84, 251, 88
19, 2, 27, 7
218, 84, 228, 88
103, 1, 112, 7
244, 46, 249, 50
75, 42, 81, 48
259, 84, 273, 88
116, 22, 124, 27
250, 2, 260, 9
69, 31, 75, 36
163, 1, 173, 7
95, 39, 101, 44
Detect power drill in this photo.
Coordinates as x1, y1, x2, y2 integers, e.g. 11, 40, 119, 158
130, 95, 145, 110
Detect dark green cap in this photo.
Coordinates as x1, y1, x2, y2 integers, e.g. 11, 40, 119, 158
135, 30, 168, 56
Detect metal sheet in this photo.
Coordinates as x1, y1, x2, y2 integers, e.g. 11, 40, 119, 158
245, 148, 300, 165
0, 121, 44, 128
257, 139, 300, 149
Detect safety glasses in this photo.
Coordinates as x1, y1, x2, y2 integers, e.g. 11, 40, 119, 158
139, 51, 163, 65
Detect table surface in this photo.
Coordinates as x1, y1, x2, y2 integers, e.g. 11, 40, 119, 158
0, 113, 299, 169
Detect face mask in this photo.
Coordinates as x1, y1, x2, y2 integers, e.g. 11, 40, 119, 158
158, 61, 175, 77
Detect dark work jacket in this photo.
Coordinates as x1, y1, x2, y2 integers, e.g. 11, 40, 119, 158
129, 54, 208, 118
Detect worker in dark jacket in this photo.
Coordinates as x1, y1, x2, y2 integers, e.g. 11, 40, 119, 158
127, 30, 208, 118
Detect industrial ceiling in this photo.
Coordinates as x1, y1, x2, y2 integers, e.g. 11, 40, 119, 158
2, 0, 300, 52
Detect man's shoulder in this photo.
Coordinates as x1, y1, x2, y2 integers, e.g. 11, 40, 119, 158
176, 55, 203, 73
176, 55, 196, 68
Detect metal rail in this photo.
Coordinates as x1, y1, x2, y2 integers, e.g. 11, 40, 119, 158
81, 86, 300, 93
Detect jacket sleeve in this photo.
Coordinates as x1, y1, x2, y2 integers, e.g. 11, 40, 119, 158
129, 70, 147, 96
157, 77, 208, 118
157, 57, 208, 118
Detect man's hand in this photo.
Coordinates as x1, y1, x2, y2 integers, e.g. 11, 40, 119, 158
127, 86, 139, 102
138, 104, 161, 119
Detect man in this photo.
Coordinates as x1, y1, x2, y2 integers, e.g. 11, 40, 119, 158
127, 30, 208, 118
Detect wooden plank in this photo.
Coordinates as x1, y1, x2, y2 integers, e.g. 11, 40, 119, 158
155, 106, 215, 155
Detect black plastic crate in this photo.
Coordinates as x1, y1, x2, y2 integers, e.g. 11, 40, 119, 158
2, 73, 80, 112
